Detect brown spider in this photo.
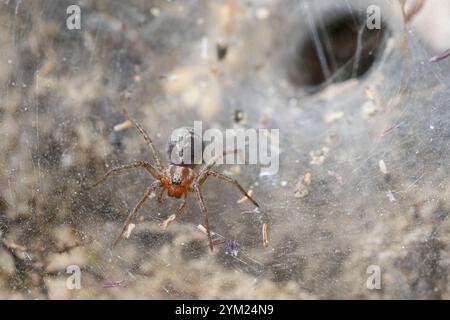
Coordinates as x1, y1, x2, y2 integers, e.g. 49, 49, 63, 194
93, 111, 259, 251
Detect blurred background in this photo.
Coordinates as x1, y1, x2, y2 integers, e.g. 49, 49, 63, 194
0, 0, 450, 299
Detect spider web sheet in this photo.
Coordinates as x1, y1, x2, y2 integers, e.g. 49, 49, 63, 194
0, 0, 449, 299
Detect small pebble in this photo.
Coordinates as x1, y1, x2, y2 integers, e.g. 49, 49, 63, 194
379, 160, 388, 175
150, 7, 160, 16
256, 7, 270, 20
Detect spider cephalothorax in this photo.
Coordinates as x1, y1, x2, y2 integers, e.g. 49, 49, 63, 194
161, 165, 196, 198
93, 111, 259, 251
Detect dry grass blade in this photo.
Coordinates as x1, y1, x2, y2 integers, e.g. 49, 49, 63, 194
430, 48, 450, 63
262, 223, 269, 248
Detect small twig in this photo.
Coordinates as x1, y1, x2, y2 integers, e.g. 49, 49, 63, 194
241, 207, 261, 215
159, 214, 176, 230
113, 120, 133, 132
102, 280, 127, 288
262, 223, 269, 248
430, 48, 450, 63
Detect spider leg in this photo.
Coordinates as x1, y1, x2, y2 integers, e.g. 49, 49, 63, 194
192, 184, 214, 251
122, 109, 163, 171
198, 148, 243, 182
113, 181, 161, 247
92, 161, 159, 188
158, 188, 165, 204
177, 194, 187, 214
199, 170, 259, 208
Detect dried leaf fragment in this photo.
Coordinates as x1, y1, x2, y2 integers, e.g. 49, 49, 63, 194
294, 172, 312, 198
309, 147, 329, 166
327, 170, 344, 185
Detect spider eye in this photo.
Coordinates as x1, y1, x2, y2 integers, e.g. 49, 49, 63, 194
171, 178, 181, 185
